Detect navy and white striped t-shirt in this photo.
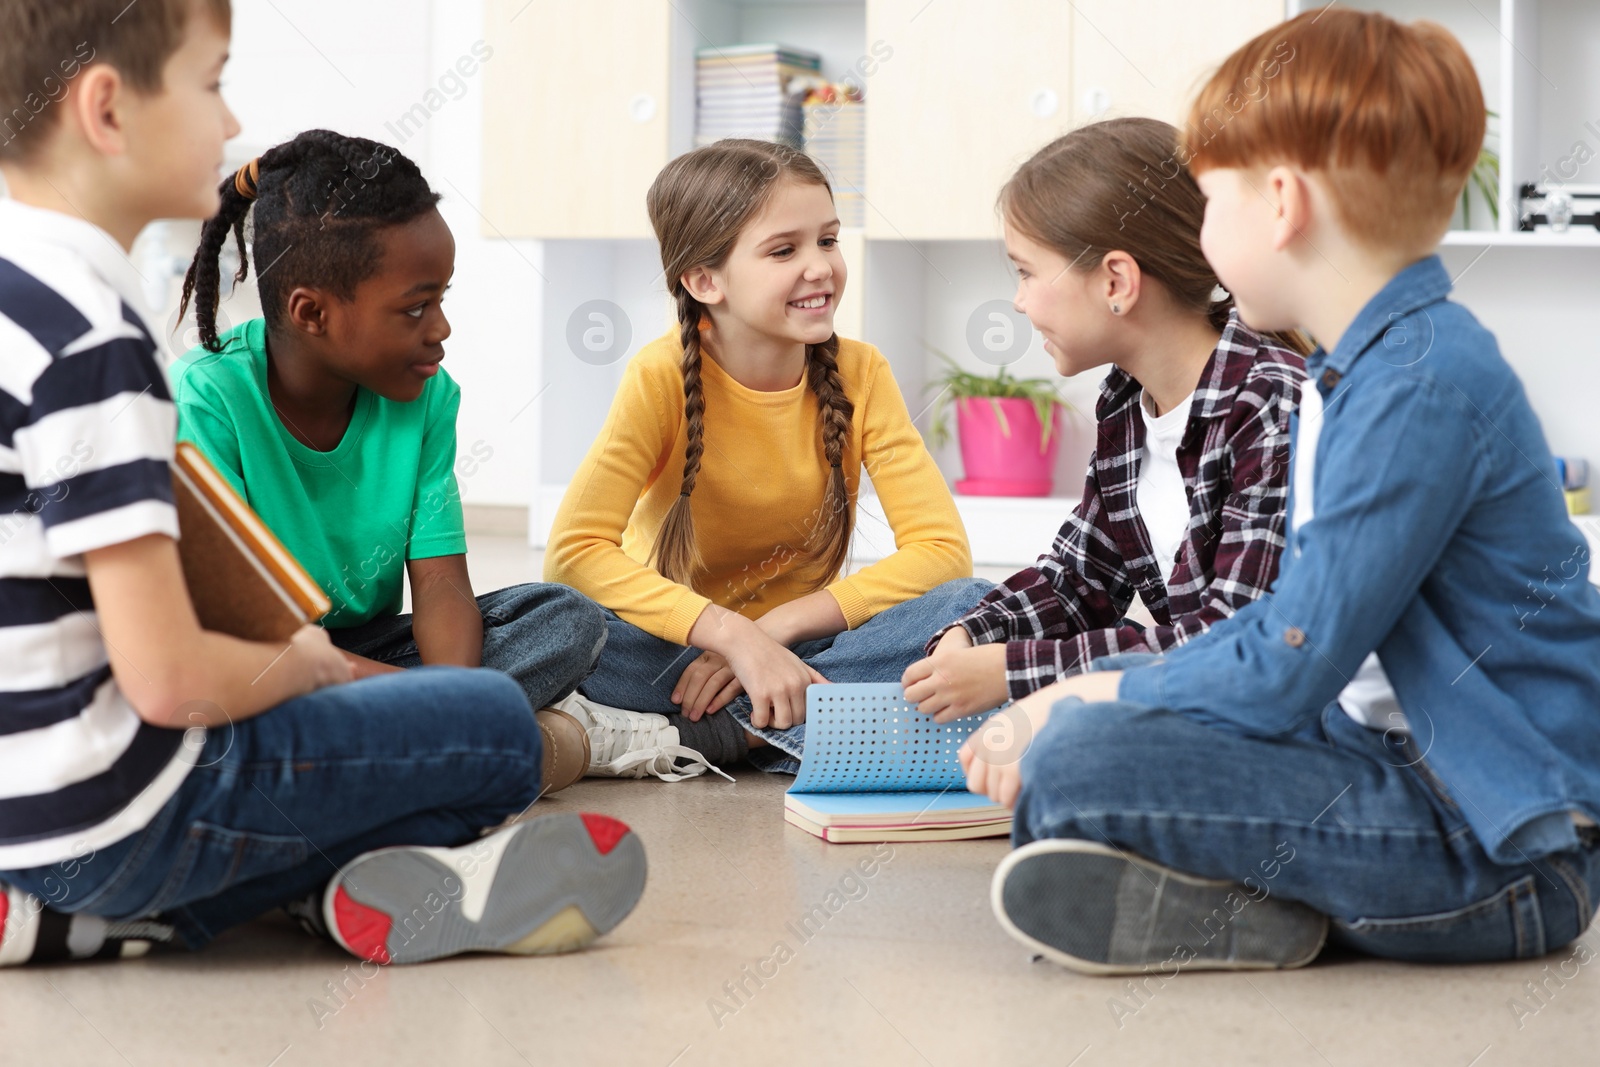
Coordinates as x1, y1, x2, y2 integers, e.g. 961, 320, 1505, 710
0, 198, 199, 871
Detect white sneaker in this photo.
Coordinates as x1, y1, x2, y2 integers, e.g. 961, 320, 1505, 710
323, 813, 647, 965
548, 693, 734, 783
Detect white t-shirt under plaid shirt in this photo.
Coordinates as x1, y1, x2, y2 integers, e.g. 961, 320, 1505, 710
0, 199, 200, 871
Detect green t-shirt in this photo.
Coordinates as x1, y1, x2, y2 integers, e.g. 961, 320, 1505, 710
172, 318, 466, 628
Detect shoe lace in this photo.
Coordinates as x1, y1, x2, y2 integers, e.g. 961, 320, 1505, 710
585, 705, 734, 783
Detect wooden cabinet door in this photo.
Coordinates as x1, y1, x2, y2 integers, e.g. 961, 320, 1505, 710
865, 0, 1074, 240
1070, 0, 1285, 126
481, 0, 670, 239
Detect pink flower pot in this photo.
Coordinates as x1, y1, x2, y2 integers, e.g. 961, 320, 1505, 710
954, 397, 1062, 497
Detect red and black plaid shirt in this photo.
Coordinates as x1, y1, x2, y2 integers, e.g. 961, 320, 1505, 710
931, 315, 1305, 700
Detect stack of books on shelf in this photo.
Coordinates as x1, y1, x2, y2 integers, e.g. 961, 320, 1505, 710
1558, 456, 1590, 515
803, 83, 865, 227
695, 43, 821, 149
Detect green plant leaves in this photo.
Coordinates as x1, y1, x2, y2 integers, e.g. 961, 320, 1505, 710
924, 352, 1067, 449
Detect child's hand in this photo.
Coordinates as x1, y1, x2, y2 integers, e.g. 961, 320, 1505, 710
291, 625, 356, 691
902, 639, 1010, 722
958, 671, 1126, 808
959, 709, 1029, 809
724, 631, 828, 730
342, 650, 404, 681
672, 651, 744, 721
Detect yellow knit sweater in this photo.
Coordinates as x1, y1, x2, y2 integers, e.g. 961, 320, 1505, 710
544, 331, 972, 645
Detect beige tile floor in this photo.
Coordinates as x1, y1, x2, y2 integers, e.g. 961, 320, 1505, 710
5, 536, 1597, 1066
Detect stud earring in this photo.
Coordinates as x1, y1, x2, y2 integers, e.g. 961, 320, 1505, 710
1110, 303, 1121, 315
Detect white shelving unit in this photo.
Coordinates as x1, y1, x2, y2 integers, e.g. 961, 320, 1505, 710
1442, 229, 1600, 247
495, 0, 1599, 559
487, 0, 1284, 560
1282, 0, 1600, 517
1290, 0, 1600, 247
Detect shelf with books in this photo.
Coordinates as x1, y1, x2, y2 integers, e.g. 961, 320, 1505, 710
1440, 229, 1600, 248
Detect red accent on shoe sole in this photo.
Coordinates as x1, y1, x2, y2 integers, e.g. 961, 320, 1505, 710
332, 886, 393, 964
0, 889, 9, 945
580, 813, 631, 856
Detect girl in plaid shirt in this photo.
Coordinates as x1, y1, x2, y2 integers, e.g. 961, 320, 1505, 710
904, 118, 1308, 719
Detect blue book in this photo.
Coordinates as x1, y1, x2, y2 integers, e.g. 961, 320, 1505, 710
784, 684, 1011, 842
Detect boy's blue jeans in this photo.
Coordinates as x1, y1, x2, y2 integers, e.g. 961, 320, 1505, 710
328, 582, 607, 711
0, 668, 542, 950
579, 578, 994, 772
1016, 671, 1600, 963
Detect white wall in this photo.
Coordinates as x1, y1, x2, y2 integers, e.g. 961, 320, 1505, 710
147, 0, 543, 508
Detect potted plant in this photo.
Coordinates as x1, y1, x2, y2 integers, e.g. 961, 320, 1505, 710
926, 356, 1068, 497
1459, 109, 1500, 230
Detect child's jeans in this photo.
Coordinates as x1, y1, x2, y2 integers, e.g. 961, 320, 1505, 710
1015, 693, 1600, 962
579, 577, 994, 773
0, 668, 541, 950
329, 582, 607, 711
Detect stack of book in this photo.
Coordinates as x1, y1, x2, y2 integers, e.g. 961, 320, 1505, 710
695, 43, 821, 149
1558, 456, 1590, 515
803, 83, 866, 227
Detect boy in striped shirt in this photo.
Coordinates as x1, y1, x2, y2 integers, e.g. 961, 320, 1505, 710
0, 0, 644, 967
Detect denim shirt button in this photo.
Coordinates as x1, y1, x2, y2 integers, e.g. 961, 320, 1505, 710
1283, 626, 1307, 648
1320, 369, 1343, 389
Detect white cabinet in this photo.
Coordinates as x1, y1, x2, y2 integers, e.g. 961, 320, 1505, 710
1070, 0, 1285, 125
485, 1, 1284, 242
863, 0, 1072, 240
481, 0, 670, 239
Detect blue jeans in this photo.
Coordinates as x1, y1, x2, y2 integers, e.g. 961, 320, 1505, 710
1015, 694, 1600, 962
580, 578, 994, 772
0, 668, 541, 950
330, 582, 607, 710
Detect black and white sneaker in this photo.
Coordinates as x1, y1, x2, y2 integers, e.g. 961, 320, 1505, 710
1, 883, 175, 966
283, 890, 332, 941
324, 813, 647, 965
991, 839, 1327, 976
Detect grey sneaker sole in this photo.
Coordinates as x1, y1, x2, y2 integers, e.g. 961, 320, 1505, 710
324, 813, 647, 965
992, 839, 1327, 976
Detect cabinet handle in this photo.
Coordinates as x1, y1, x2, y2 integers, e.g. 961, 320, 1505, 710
629, 93, 657, 123
1081, 86, 1111, 118
1030, 87, 1059, 119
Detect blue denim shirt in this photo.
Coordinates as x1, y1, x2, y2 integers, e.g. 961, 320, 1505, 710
1119, 255, 1600, 864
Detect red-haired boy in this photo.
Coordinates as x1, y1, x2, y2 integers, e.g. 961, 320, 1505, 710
970, 8, 1600, 973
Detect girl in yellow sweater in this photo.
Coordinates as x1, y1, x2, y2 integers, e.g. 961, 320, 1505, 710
545, 139, 988, 776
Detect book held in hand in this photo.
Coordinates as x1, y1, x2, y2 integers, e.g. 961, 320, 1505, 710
172, 441, 330, 642
785, 683, 1011, 843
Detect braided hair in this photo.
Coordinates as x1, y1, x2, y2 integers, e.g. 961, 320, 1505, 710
179, 129, 442, 352
645, 139, 856, 593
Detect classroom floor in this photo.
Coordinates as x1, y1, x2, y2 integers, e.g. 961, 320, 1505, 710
6, 535, 1599, 1066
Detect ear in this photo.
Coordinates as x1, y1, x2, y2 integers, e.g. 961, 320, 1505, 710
1264, 165, 1312, 253
681, 266, 725, 307
1099, 250, 1143, 315
283, 288, 331, 337
67, 64, 128, 157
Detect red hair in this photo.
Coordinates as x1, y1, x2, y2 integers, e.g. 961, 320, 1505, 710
1181, 8, 1485, 253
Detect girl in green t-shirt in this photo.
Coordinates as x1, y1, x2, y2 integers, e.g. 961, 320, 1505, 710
173, 129, 598, 795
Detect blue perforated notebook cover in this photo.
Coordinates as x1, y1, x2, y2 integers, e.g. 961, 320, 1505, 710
788, 683, 994, 801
